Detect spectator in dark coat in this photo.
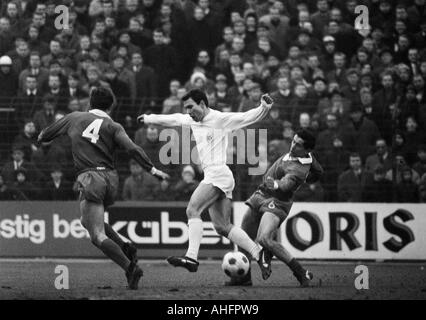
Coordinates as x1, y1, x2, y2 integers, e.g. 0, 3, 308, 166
0, 55, 19, 106
10, 169, 38, 200
44, 166, 74, 201
396, 166, 420, 202
12, 120, 38, 161
33, 94, 58, 133
341, 104, 381, 161
173, 165, 199, 201
144, 28, 178, 99
403, 116, 426, 165
362, 164, 393, 202
412, 144, 426, 178
338, 153, 374, 202
365, 139, 394, 173
130, 52, 158, 111
320, 135, 350, 201
0, 173, 14, 200
13, 74, 43, 126
1, 146, 42, 185
122, 159, 160, 201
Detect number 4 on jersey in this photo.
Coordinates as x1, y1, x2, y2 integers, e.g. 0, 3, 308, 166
82, 119, 104, 144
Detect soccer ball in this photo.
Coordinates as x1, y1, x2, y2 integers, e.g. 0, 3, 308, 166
221, 251, 250, 278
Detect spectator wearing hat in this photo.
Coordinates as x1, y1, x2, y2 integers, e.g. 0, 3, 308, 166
362, 164, 393, 202
320, 35, 337, 72
0, 55, 18, 105
341, 103, 381, 161
44, 166, 74, 201
341, 68, 361, 105
173, 165, 200, 201
1, 146, 42, 185
122, 159, 161, 201
337, 152, 374, 202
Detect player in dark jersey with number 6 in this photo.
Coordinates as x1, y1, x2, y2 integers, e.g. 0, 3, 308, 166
38, 87, 169, 290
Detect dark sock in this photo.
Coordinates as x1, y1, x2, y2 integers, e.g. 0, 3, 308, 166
104, 223, 125, 249
100, 238, 130, 271
288, 258, 305, 275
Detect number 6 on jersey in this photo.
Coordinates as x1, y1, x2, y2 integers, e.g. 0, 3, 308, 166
82, 119, 104, 144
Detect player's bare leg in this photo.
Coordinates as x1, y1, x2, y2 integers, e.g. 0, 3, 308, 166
167, 183, 221, 272
224, 206, 259, 286
208, 197, 272, 279
257, 212, 313, 287
104, 222, 138, 263
80, 200, 143, 289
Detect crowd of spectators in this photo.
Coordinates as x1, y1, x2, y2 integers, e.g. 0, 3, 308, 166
0, 0, 426, 203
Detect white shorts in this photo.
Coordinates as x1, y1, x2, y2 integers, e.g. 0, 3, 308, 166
201, 165, 235, 199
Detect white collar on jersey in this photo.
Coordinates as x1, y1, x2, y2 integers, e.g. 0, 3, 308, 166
89, 109, 111, 119
283, 152, 313, 164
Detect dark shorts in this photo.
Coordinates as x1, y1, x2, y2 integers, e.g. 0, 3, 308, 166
245, 190, 292, 224
77, 170, 119, 207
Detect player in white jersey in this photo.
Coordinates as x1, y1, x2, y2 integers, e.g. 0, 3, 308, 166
138, 89, 274, 279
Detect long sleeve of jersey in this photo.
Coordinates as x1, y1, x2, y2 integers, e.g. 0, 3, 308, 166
114, 124, 154, 172
37, 114, 72, 143
306, 155, 324, 183
144, 113, 193, 127
220, 103, 270, 131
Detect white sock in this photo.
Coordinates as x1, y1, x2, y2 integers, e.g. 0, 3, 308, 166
228, 226, 261, 261
185, 218, 203, 261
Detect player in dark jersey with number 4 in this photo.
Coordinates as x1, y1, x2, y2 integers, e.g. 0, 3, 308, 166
227, 129, 323, 287
38, 87, 169, 290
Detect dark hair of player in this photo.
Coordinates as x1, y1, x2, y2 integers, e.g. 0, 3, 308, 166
182, 89, 209, 108
89, 87, 115, 111
295, 129, 316, 151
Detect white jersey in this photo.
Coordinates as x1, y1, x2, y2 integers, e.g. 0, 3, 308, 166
143, 103, 270, 171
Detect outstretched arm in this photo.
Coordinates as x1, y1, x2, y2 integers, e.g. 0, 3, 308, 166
37, 114, 72, 143
138, 113, 192, 127
114, 124, 169, 180
221, 94, 273, 131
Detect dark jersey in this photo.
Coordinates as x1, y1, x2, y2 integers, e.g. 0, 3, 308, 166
38, 110, 154, 174
259, 153, 324, 202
